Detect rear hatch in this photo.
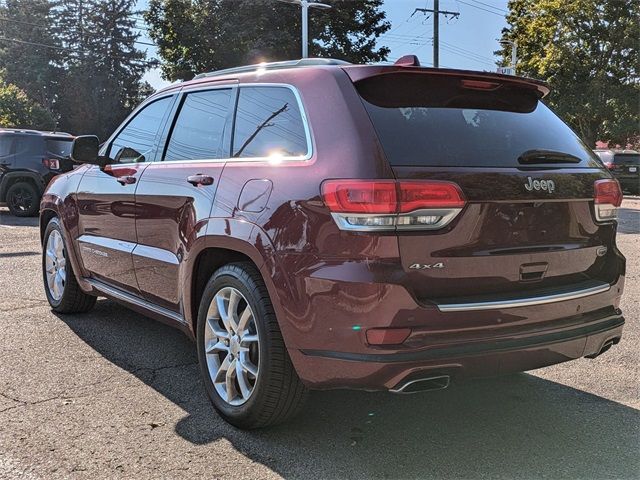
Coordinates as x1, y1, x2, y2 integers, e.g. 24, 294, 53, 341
346, 68, 621, 303
599, 151, 640, 182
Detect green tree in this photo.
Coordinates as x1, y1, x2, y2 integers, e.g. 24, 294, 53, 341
0, 79, 56, 129
52, 0, 154, 138
145, 0, 391, 81
0, 0, 60, 111
499, 0, 639, 147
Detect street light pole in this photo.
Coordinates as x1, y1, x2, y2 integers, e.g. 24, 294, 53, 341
276, 0, 332, 58
301, 0, 309, 58
499, 40, 518, 74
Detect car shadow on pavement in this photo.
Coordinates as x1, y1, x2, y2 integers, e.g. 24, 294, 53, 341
0, 208, 39, 228
58, 299, 639, 480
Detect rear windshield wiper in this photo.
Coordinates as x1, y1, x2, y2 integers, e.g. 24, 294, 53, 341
518, 149, 582, 164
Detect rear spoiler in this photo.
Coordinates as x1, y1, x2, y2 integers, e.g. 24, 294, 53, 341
341, 65, 550, 98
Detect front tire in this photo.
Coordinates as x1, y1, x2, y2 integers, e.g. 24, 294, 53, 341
42, 217, 96, 313
196, 262, 307, 429
7, 181, 39, 217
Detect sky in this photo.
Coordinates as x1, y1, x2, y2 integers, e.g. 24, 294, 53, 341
138, 0, 509, 90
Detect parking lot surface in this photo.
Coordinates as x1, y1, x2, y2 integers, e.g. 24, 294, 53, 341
0, 199, 638, 479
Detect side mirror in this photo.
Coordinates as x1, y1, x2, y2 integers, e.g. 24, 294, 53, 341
71, 136, 109, 167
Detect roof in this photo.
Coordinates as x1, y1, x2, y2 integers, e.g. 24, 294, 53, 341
0, 128, 73, 138
156, 55, 551, 98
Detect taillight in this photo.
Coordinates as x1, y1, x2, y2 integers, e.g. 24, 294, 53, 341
321, 179, 466, 231
42, 158, 60, 170
594, 179, 622, 222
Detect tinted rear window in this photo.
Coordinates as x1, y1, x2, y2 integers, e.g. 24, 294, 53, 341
358, 74, 598, 168
613, 154, 640, 165
46, 139, 72, 157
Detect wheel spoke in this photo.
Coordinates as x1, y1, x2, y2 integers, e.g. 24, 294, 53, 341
236, 360, 252, 399
239, 351, 258, 377
227, 289, 241, 333
237, 305, 252, 333
216, 294, 234, 335
225, 359, 237, 402
214, 354, 231, 384
206, 339, 228, 355
240, 333, 258, 347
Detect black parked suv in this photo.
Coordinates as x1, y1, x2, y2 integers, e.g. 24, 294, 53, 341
0, 129, 75, 216
594, 149, 640, 195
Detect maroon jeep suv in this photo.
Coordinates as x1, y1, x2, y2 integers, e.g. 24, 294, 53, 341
40, 58, 625, 429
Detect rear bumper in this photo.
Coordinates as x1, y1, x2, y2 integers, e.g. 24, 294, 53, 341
290, 312, 624, 391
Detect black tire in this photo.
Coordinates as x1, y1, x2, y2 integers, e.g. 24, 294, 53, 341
42, 217, 96, 314
196, 262, 308, 429
6, 181, 40, 217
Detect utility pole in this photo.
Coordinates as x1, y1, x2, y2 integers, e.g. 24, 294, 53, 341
413, 1, 459, 68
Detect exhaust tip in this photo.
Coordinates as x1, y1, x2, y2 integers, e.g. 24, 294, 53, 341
585, 337, 620, 359
390, 374, 450, 394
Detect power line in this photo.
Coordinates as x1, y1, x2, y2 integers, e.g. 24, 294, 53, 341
469, 0, 508, 14
0, 16, 155, 47
0, 36, 73, 51
456, 0, 505, 17
413, 1, 460, 67
440, 40, 495, 62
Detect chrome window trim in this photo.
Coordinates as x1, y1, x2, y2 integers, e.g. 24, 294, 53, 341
100, 83, 313, 167
331, 208, 463, 232
436, 282, 611, 312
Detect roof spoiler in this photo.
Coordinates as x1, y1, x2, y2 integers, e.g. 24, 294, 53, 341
341, 64, 550, 98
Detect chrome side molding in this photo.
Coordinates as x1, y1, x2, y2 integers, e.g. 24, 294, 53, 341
436, 282, 611, 312
86, 278, 186, 325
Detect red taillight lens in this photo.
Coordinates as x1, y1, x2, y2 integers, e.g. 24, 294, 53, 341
398, 181, 466, 212
321, 179, 467, 231
42, 158, 60, 170
604, 162, 615, 170
321, 180, 397, 214
594, 179, 622, 222
594, 179, 622, 207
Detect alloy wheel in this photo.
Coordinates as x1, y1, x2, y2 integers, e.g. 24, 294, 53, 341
44, 230, 66, 301
204, 286, 260, 406
9, 186, 33, 213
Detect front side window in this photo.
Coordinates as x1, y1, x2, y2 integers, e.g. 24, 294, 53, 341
110, 96, 174, 163
164, 89, 232, 161
232, 86, 308, 159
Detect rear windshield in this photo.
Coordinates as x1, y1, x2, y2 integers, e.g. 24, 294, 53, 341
46, 138, 72, 157
613, 154, 640, 165
357, 74, 599, 168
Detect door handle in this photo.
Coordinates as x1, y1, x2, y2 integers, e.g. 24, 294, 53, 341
187, 174, 214, 186
116, 176, 136, 185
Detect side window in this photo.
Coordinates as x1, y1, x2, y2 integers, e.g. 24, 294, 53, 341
232, 86, 309, 158
164, 89, 232, 161
0, 137, 13, 157
109, 96, 173, 163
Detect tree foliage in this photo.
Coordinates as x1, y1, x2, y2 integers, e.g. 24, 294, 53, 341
52, 0, 154, 138
0, 79, 56, 129
0, 0, 153, 138
0, 0, 60, 110
499, 0, 639, 147
145, 0, 391, 81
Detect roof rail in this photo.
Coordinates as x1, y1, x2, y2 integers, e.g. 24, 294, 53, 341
193, 58, 351, 80
0, 128, 72, 136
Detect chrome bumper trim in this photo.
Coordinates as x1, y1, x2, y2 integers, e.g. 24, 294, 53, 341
436, 282, 611, 312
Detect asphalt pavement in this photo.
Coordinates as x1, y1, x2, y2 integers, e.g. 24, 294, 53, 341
0, 199, 638, 479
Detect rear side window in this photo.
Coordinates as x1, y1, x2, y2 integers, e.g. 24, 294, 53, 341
110, 96, 174, 163
0, 137, 12, 156
232, 86, 309, 159
45, 139, 72, 157
357, 74, 598, 168
164, 88, 232, 161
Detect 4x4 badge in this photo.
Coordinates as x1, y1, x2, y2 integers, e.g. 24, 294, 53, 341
409, 262, 445, 270
524, 176, 555, 193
